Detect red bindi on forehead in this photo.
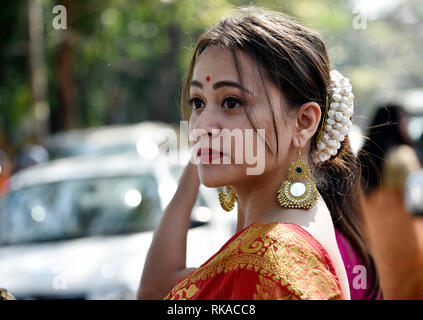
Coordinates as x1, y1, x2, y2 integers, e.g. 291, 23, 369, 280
206, 76, 210, 82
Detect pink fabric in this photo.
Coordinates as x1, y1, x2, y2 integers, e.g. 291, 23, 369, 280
334, 227, 380, 300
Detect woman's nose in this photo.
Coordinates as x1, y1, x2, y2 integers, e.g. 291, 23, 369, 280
192, 107, 221, 140
191, 124, 220, 144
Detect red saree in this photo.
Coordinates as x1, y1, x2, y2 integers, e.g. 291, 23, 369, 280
164, 222, 344, 300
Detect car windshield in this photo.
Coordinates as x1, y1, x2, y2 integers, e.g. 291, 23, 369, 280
0, 174, 162, 245
47, 143, 138, 160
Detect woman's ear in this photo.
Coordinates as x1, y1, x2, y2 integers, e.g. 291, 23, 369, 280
292, 102, 321, 149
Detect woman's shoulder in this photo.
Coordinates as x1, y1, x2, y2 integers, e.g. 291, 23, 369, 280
242, 222, 344, 299
270, 196, 350, 298
382, 144, 421, 189
245, 222, 340, 272
241, 222, 332, 263
384, 144, 420, 170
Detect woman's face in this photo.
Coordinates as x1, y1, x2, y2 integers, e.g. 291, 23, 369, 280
188, 45, 296, 187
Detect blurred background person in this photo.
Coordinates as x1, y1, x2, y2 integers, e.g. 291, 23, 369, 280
358, 103, 423, 299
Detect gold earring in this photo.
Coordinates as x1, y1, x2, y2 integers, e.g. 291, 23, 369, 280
218, 186, 237, 212
277, 148, 319, 209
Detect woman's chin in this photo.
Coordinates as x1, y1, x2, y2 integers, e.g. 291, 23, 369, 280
198, 166, 228, 188
199, 177, 223, 188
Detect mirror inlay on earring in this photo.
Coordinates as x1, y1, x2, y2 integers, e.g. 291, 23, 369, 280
277, 148, 319, 209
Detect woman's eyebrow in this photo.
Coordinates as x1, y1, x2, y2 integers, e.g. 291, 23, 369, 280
190, 79, 253, 95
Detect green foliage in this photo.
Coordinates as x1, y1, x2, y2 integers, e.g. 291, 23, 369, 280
1, 0, 423, 151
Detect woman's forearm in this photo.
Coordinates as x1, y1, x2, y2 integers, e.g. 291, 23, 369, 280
137, 161, 200, 299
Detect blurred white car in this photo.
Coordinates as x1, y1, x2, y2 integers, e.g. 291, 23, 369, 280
14, 121, 180, 172
43, 121, 181, 161
0, 153, 235, 299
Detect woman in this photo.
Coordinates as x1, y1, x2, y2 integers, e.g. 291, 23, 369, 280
138, 6, 379, 300
359, 104, 420, 193
358, 104, 422, 299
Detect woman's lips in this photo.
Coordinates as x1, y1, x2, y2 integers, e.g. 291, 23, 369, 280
197, 148, 224, 162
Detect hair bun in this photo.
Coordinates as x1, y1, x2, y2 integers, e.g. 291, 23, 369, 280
311, 70, 354, 164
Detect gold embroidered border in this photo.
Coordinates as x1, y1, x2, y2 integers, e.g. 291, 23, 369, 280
165, 223, 342, 300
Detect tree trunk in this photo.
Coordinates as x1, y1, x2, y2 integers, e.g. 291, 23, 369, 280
56, 0, 76, 131
27, 0, 50, 142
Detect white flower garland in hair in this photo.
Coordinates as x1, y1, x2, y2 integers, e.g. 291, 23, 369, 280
311, 70, 354, 164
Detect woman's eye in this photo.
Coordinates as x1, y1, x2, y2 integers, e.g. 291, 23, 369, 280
222, 97, 244, 110
189, 97, 205, 110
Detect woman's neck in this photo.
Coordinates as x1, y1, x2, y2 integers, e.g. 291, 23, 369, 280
232, 165, 324, 233
232, 167, 295, 232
